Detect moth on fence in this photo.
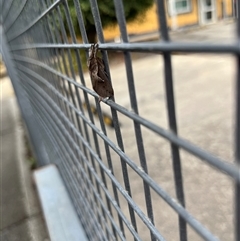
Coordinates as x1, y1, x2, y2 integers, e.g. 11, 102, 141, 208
87, 43, 114, 102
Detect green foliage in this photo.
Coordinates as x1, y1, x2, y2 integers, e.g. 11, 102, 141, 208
57, 49, 88, 75
65, 0, 154, 40
24, 130, 37, 170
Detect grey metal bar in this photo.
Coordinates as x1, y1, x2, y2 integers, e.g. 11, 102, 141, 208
7, 0, 62, 42
52, 5, 82, 168
9, 42, 240, 54
235, 1, 240, 240
155, 0, 187, 240
112, 1, 155, 241
235, 62, 240, 241
88, 0, 137, 237
72, 0, 88, 43
56, 4, 109, 235
62, 1, 117, 239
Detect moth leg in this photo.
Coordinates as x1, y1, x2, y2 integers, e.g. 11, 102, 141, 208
93, 43, 99, 58
97, 76, 105, 82
98, 96, 104, 103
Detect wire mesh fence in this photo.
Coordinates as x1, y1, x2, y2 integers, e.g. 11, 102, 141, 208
1, 0, 240, 240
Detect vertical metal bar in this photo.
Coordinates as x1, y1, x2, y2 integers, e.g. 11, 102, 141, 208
58, 2, 99, 167
48, 3, 90, 179
235, 1, 240, 240
155, 1, 187, 241
74, 0, 124, 235
41, 0, 67, 116
46, 6, 79, 154
62, 1, 117, 239
55, 1, 91, 160
55, 4, 108, 236
235, 58, 240, 241
43, 4, 98, 237
112, 1, 156, 240
46, 4, 90, 207
51, 6, 80, 158
38, 1, 59, 101
71, 0, 126, 237
72, 0, 88, 43
88, 0, 139, 238
60, 0, 101, 182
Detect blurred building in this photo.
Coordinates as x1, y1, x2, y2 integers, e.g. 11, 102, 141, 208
104, 0, 234, 41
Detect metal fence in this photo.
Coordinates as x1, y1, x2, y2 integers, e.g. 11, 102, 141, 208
1, 0, 240, 240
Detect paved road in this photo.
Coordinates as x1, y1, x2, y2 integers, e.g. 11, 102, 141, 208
84, 20, 237, 241
170, 19, 236, 44
0, 79, 49, 239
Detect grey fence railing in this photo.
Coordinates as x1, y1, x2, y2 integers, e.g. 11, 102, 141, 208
1, 0, 240, 241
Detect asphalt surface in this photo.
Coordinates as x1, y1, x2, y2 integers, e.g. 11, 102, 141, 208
0, 80, 49, 239
84, 20, 237, 241
0, 20, 238, 241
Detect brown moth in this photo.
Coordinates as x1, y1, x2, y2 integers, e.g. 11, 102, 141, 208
87, 43, 114, 102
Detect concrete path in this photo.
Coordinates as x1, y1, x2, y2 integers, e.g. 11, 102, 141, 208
0, 76, 49, 240
170, 19, 236, 44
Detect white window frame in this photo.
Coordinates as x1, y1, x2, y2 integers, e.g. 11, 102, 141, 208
168, 0, 191, 16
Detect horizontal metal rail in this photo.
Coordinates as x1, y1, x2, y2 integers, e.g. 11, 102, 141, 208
10, 42, 240, 54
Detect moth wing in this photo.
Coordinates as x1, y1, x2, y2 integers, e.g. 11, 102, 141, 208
97, 57, 109, 82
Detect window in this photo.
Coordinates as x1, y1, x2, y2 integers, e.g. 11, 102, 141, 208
168, 0, 191, 15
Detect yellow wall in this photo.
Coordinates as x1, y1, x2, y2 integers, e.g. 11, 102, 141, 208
103, 5, 159, 40
167, 0, 198, 28
103, 0, 233, 41
216, 0, 233, 18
